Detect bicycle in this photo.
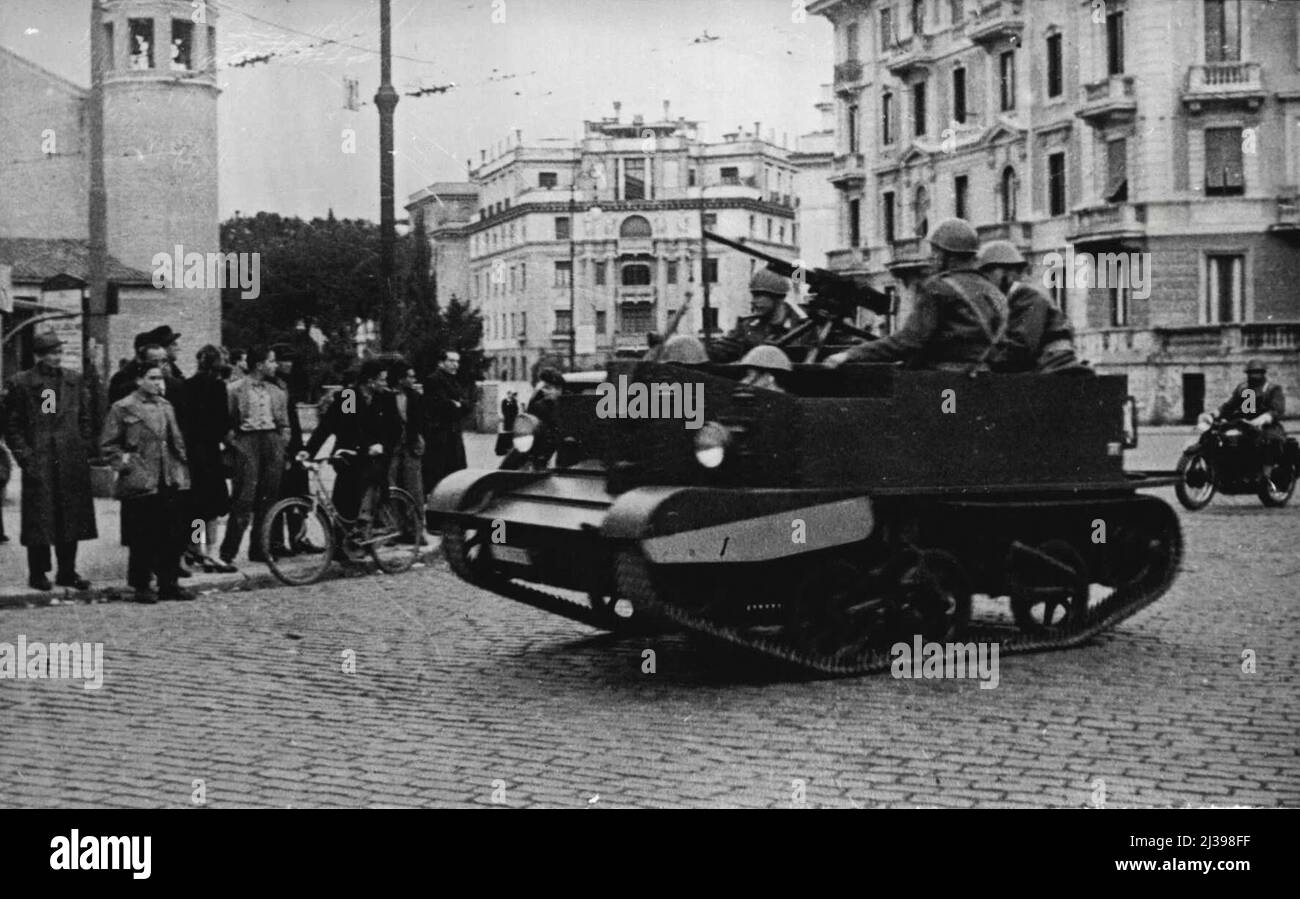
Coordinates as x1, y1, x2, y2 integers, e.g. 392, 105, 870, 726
260, 448, 424, 586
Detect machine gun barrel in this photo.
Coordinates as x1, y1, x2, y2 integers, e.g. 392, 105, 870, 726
703, 230, 892, 316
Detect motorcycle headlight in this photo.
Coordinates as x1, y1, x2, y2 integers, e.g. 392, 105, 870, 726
694, 421, 731, 469
1196, 412, 1214, 433
512, 413, 540, 454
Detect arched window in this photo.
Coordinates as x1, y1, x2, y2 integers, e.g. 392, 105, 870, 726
619, 215, 652, 238
913, 186, 929, 237
1001, 166, 1018, 222
621, 264, 652, 286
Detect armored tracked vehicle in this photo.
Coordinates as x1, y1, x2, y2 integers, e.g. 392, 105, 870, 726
431, 359, 1182, 676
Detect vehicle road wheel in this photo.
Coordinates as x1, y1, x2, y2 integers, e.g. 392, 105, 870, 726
1258, 461, 1297, 508
783, 558, 874, 660
1007, 539, 1089, 638
261, 498, 334, 586
368, 488, 423, 574
1175, 450, 1216, 510
895, 549, 972, 644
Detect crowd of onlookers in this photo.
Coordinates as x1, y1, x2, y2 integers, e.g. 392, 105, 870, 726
0, 325, 474, 603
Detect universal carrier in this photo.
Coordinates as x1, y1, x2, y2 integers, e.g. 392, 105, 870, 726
431, 361, 1183, 676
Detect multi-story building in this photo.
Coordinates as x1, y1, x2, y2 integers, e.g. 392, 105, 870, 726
811, 0, 1299, 423
406, 181, 478, 307
791, 84, 840, 269
0, 0, 222, 383
409, 104, 799, 380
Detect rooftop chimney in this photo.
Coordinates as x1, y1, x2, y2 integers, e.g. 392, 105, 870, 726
514, 127, 522, 144
663, 100, 671, 120
754, 121, 761, 140
613, 100, 622, 122
480, 149, 486, 162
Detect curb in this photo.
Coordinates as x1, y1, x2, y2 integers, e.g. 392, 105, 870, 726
0, 546, 439, 610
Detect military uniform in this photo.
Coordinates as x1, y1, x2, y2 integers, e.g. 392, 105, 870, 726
839, 265, 1008, 371
992, 281, 1074, 373
1220, 376, 1287, 463
708, 306, 798, 364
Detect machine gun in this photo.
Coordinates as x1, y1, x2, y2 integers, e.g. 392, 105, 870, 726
703, 231, 892, 361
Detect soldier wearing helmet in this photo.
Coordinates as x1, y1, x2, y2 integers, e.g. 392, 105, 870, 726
659, 335, 710, 366
735, 345, 792, 393
975, 240, 1077, 373
707, 267, 799, 363
824, 218, 1009, 371
1218, 359, 1287, 469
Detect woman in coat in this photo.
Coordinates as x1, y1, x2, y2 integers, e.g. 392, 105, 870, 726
182, 345, 235, 572
100, 360, 193, 602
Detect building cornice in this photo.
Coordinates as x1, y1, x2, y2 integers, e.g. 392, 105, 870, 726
463, 197, 795, 235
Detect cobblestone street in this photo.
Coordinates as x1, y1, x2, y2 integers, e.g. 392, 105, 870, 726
1, 482, 1297, 809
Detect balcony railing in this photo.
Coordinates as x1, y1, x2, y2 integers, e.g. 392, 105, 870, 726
829, 153, 866, 190
886, 237, 930, 273
1078, 75, 1137, 126
833, 59, 863, 90
826, 248, 870, 271
968, 0, 1025, 47
1079, 323, 1300, 359
1183, 62, 1265, 112
1067, 203, 1147, 244
885, 35, 935, 77
975, 221, 1033, 247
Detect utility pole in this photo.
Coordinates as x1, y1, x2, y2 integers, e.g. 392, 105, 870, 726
568, 181, 576, 372
87, 0, 109, 414
375, 0, 399, 349
699, 195, 712, 354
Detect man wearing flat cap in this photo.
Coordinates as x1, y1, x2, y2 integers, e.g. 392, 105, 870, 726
3, 332, 98, 591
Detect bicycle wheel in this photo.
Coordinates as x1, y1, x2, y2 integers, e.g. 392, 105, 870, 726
368, 488, 422, 574
261, 497, 335, 586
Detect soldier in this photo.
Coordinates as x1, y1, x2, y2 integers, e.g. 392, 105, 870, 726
3, 332, 98, 591
735, 345, 792, 393
975, 240, 1078, 373
707, 268, 798, 363
1218, 359, 1287, 471
824, 218, 1008, 372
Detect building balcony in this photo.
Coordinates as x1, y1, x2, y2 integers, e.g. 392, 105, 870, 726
833, 59, 864, 95
1078, 323, 1300, 361
1269, 195, 1300, 242
618, 237, 654, 256
967, 0, 1025, 48
885, 237, 931, 276
1066, 203, 1147, 246
614, 333, 650, 350
975, 221, 1033, 249
829, 153, 866, 191
1181, 62, 1265, 113
885, 35, 936, 77
826, 247, 870, 271
616, 287, 656, 305
1077, 75, 1137, 128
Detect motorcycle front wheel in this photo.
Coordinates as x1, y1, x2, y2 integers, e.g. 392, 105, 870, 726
1175, 450, 1216, 511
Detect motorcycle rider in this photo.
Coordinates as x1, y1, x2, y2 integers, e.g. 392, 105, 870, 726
1217, 359, 1287, 474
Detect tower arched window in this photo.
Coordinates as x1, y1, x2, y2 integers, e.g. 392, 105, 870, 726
619, 215, 652, 238
913, 186, 929, 237
1000, 166, 1018, 222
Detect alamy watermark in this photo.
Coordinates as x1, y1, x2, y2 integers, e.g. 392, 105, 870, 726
1039, 247, 1150, 299
151, 244, 261, 299
0, 634, 103, 690
595, 374, 704, 430
890, 636, 999, 690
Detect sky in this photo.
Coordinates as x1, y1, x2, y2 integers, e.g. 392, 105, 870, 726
1, 0, 835, 221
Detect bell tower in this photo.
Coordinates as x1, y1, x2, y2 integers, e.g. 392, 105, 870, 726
98, 0, 221, 367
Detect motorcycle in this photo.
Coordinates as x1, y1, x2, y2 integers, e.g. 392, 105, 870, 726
1175, 413, 1299, 510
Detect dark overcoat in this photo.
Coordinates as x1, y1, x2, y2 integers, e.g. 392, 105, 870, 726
422, 370, 470, 489
183, 371, 232, 519
3, 365, 99, 546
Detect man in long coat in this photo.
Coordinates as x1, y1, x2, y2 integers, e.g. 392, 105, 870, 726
422, 350, 470, 492
3, 332, 98, 590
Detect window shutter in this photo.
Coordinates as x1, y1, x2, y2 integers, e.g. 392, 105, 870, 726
1204, 129, 1226, 190
1223, 129, 1244, 189
1106, 139, 1127, 201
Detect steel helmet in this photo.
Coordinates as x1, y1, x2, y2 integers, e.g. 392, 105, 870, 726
1245, 358, 1267, 373
660, 335, 709, 365
928, 218, 980, 254
975, 240, 1027, 270
749, 267, 790, 297
737, 344, 793, 373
